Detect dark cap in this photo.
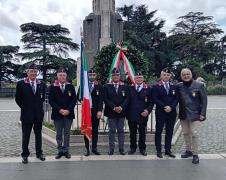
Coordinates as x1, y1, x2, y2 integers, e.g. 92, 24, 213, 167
57, 67, 67, 73
135, 71, 143, 77
162, 67, 171, 73
111, 68, 120, 75
28, 63, 38, 70
88, 68, 96, 74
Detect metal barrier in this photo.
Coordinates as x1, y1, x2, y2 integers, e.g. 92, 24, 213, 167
44, 99, 157, 133
0, 88, 16, 98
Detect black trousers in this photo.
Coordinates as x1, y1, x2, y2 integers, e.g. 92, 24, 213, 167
84, 111, 100, 151
128, 121, 147, 151
155, 110, 176, 152
21, 121, 43, 157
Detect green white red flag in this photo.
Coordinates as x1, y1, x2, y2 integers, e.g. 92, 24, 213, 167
79, 40, 92, 140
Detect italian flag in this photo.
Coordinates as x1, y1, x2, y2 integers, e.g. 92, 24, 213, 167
108, 42, 135, 84
79, 40, 92, 140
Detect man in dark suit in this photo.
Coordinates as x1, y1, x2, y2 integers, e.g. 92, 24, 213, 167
49, 68, 77, 159
15, 63, 46, 164
84, 68, 104, 156
152, 68, 179, 158
126, 72, 154, 156
104, 68, 130, 155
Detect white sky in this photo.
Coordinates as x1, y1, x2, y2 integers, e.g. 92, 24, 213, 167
0, 0, 226, 59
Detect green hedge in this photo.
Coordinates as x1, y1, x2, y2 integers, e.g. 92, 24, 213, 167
207, 85, 226, 95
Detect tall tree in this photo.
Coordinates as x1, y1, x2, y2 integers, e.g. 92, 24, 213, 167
169, 12, 224, 80
18, 22, 79, 81
0, 46, 20, 89
117, 5, 166, 76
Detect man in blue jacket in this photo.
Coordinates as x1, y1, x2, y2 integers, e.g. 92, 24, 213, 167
152, 68, 179, 158
104, 68, 130, 155
15, 63, 46, 164
126, 72, 154, 156
49, 68, 77, 159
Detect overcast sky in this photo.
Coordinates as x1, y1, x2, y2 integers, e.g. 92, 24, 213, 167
0, 0, 226, 59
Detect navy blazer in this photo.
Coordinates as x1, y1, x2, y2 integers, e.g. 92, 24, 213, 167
104, 82, 130, 118
90, 81, 104, 112
49, 81, 77, 120
126, 84, 154, 123
152, 80, 179, 112
15, 78, 46, 124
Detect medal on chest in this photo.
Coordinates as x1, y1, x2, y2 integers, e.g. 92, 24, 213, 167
172, 90, 175, 95
96, 90, 99, 96
192, 91, 196, 97
68, 91, 71, 96
122, 90, 125, 97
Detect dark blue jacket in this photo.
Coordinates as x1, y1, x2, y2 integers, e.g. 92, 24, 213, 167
15, 78, 46, 123
104, 82, 130, 118
90, 81, 104, 113
49, 81, 77, 120
152, 81, 179, 113
126, 84, 154, 123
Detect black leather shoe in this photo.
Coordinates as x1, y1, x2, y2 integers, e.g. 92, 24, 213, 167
181, 151, 193, 158
165, 151, 176, 158
22, 157, 28, 164
140, 150, 147, 156
108, 149, 114, 155
119, 149, 126, 155
128, 149, 136, 155
64, 152, 71, 159
192, 155, 199, 164
84, 150, 90, 156
92, 150, 101, 155
36, 154, 46, 161
55, 152, 63, 159
157, 152, 163, 158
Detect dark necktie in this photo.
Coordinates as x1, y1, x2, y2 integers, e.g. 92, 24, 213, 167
90, 82, 94, 92
31, 81, 35, 94
114, 84, 118, 93
136, 85, 140, 92
61, 84, 65, 93
165, 82, 169, 94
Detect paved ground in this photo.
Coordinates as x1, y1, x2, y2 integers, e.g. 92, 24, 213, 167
0, 158, 225, 180
0, 96, 226, 157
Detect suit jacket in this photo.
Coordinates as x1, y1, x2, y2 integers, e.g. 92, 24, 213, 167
15, 78, 46, 124
90, 81, 104, 113
177, 80, 207, 121
152, 80, 179, 113
126, 83, 154, 123
49, 80, 77, 120
104, 82, 130, 118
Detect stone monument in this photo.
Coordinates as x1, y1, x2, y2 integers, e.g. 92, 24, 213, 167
83, 0, 123, 68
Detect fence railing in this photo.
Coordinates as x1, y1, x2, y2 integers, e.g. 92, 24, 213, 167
44, 102, 157, 133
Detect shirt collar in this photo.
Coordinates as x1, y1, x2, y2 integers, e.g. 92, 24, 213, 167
113, 82, 119, 86
136, 83, 143, 89
29, 79, 37, 84
59, 82, 65, 87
